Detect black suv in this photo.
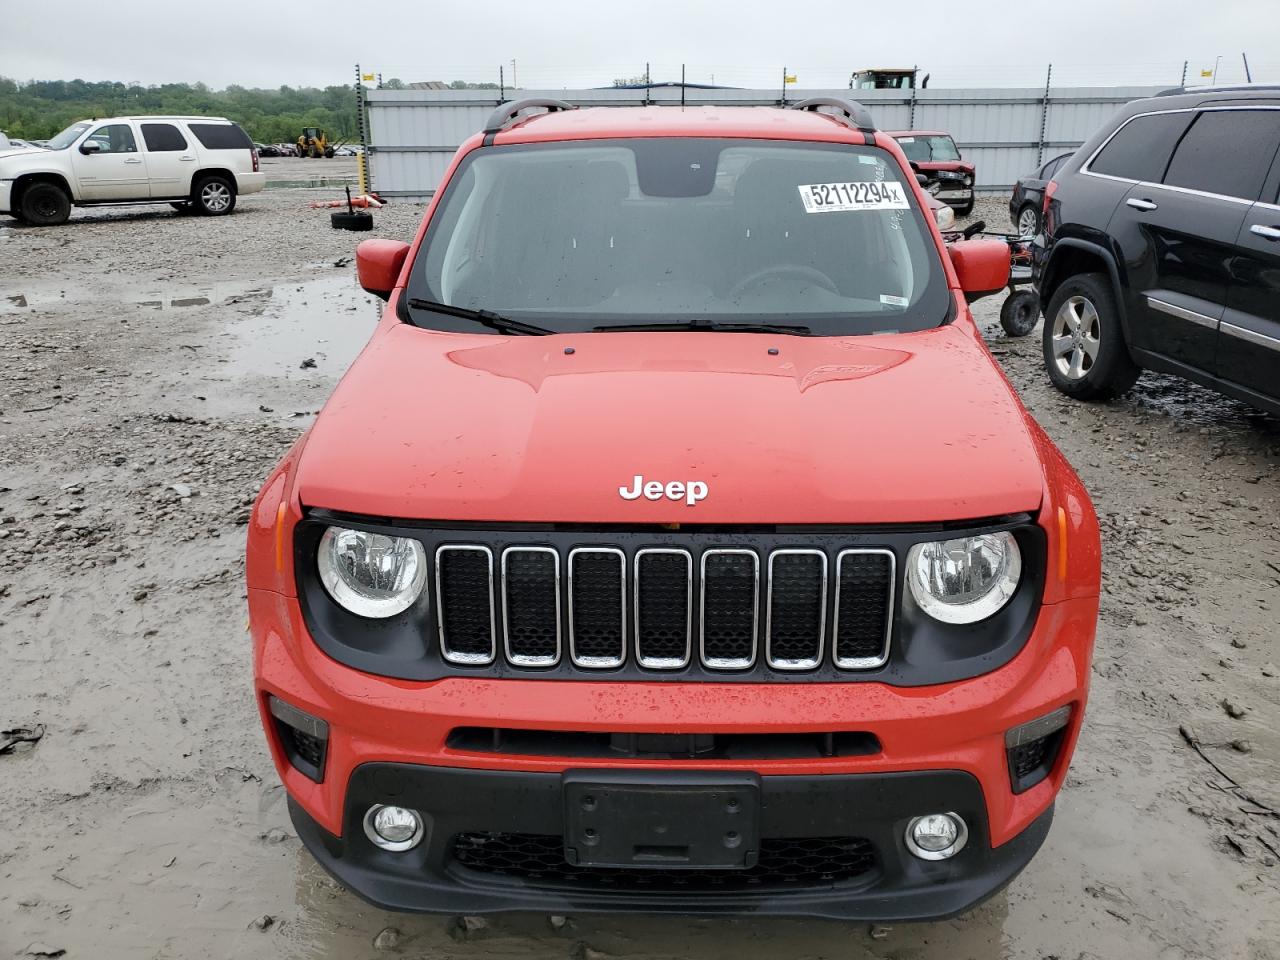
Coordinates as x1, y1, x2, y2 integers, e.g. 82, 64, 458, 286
1034, 86, 1280, 415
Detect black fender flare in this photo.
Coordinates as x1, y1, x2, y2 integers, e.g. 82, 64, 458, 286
1041, 237, 1131, 342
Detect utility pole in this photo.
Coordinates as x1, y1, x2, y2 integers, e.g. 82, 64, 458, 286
681, 64, 686, 108
1212, 55, 1221, 84
1180, 60, 1188, 87
499, 64, 505, 101
1243, 52, 1252, 82
780, 66, 787, 106
1036, 63, 1053, 166
354, 63, 369, 194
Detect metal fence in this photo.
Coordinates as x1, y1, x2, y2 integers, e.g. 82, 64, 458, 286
364, 84, 1164, 201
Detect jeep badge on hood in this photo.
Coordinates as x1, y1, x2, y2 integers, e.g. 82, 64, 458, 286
619, 475, 709, 506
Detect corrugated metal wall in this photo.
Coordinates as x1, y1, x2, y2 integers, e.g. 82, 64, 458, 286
365, 85, 1163, 201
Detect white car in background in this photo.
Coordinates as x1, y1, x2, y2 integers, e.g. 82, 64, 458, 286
0, 116, 267, 225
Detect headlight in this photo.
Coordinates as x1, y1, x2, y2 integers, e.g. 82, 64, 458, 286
906, 532, 1021, 624
963, 175, 973, 187
317, 526, 427, 618
932, 204, 956, 231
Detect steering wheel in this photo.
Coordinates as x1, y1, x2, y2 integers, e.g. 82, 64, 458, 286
729, 264, 839, 300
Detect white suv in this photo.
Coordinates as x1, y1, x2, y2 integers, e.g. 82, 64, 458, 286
0, 116, 267, 225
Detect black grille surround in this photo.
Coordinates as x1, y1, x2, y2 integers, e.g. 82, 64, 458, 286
294, 512, 1046, 687
451, 832, 879, 891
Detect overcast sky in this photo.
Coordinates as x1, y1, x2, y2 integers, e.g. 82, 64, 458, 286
3, 0, 1277, 90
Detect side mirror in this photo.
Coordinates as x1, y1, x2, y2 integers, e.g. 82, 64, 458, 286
356, 239, 410, 301
948, 239, 1010, 303
79, 140, 102, 154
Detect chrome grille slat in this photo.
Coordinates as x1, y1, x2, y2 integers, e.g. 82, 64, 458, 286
700, 549, 759, 669
765, 549, 827, 671
833, 549, 895, 669
634, 548, 692, 669
435, 545, 496, 665
568, 547, 627, 668
501, 546, 561, 667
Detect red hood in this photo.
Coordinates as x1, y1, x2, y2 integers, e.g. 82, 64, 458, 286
916, 160, 975, 174
296, 321, 1044, 524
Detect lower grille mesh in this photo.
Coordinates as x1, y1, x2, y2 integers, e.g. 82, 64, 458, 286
451, 832, 878, 891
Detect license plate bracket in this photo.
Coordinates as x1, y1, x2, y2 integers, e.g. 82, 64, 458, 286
562, 770, 760, 870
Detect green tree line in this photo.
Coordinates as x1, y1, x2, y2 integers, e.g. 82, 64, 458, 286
0, 77, 359, 145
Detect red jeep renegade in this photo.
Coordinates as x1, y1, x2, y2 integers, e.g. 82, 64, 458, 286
246, 97, 1100, 920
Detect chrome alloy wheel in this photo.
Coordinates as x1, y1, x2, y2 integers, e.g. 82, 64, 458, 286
1050, 295, 1101, 380
1017, 206, 1038, 236
201, 181, 232, 212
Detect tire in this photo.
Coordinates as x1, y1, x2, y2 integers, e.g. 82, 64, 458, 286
324, 147, 335, 159
954, 200, 974, 217
999, 289, 1040, 337
18, 181, 72, 226
1042, 272, 1140, 400
193, 175, 236, 216
1014, 204, 1040, 236
309, 146, 321, 159
331, 210, 373, 231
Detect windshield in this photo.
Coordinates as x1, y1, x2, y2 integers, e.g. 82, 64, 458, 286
409, 138, 949, 337
47, 122, 91, 151
896, 135, 961, 163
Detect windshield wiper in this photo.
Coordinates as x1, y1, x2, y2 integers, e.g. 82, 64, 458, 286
406, 298, 555, 336
593, 320, 811, 336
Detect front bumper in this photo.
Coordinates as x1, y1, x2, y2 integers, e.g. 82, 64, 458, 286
289, 763, 1054, 920
0, 179, 13, 214
252, 583, 1095, 915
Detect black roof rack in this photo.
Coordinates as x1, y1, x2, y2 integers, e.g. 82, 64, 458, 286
483, 98, 576, 134
789, 97, 876, 133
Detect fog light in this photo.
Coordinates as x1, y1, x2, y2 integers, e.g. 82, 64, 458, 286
363, 804, 424, 852
905, 812, 968, 860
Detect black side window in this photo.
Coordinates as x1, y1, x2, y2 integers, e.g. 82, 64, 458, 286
186, 123, 253, 150
141, 123, 188, 152
1046, 154, 1069, 178
1162, 109, 1280, 201
1089, 112, 1193, 182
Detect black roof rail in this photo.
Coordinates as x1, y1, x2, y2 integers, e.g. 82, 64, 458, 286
483, 98, 576, 134
789, 97, 876, 132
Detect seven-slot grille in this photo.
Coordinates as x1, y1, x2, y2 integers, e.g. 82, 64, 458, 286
434, 544, 894, 673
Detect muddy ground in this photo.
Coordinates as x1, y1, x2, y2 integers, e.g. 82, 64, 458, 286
1, 165, 1278, 960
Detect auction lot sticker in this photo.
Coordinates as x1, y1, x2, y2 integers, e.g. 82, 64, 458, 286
798, 181, 910, 213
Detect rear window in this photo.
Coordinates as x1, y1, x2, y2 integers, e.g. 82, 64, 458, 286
409, 138, 951, 337
141, 122, 188, 152
186, 122, 252, 150
1162, 109, 1280, 201
1088, 112, 1193, 182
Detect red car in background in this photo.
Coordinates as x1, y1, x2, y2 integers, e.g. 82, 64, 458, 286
890, 130, 976, 215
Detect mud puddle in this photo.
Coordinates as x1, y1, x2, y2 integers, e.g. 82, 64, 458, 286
0, 279, 269, 314
222, 272, 381, 378
265, 177, 359, 189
